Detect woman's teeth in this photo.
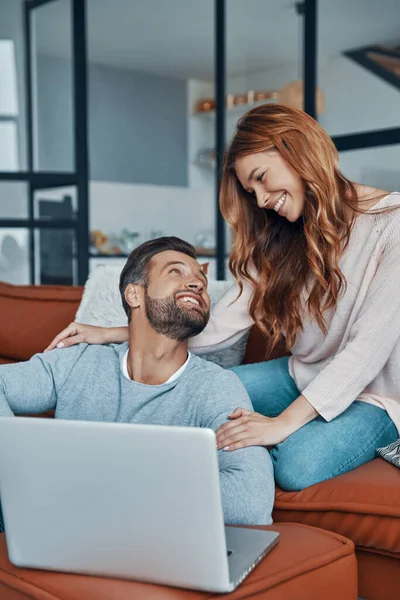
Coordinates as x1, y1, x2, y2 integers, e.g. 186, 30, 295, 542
273, 192, 287, 212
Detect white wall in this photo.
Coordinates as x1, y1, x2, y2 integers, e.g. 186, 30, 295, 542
89, 180, 232, 278
339, 146, 400, 192
36, 55, 189, 186
90, 181, 214, 246
318, 56, 400, 137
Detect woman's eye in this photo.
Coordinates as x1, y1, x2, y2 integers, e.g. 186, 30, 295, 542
257, 172, 265, 183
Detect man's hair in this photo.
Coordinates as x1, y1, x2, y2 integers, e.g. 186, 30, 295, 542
119, 236, 197, 319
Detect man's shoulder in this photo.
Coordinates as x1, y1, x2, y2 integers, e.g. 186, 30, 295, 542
39, 341, 125, 369
184, 356, 252, 423
186, 354, 242, 387
188, 353, 225, 375
75, 342, 127, 366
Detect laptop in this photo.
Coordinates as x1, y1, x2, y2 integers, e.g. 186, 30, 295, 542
0, 418, 279, 593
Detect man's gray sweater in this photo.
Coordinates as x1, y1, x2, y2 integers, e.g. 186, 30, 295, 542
0, 342, 274, 525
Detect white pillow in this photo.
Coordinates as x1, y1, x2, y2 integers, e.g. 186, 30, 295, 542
76, 265, 128, 327
76, 265, 249, 368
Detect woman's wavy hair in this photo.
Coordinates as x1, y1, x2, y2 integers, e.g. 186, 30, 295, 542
220, 103, 383, 354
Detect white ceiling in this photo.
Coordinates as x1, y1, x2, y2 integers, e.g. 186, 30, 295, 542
33, 0, 400, 80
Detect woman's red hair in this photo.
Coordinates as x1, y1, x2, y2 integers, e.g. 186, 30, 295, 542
220, 103, 362, 353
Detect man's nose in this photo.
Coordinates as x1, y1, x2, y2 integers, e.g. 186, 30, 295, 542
186, 279, 204, 292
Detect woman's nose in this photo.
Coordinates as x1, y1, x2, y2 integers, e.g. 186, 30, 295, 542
256, 190, 270, 209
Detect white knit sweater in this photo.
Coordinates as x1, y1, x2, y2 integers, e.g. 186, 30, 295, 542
190, 192, 400, 435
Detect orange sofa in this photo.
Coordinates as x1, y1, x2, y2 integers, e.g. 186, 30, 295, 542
0, 524, 357, 600
0, 281, 398, 600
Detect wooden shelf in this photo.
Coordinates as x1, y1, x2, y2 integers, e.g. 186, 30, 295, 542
191, 98, 276, 120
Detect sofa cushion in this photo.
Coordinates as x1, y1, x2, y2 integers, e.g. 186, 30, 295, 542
0, 524, 357, 600
0, 282, 83, 362
273, 458, 400, 555
356, 547, 400, 600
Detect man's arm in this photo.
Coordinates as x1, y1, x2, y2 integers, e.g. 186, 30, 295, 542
200, 369, 274, 525
0, 345, 87, 416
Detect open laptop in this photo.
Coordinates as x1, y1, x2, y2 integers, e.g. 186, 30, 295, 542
0, 418, 279, 593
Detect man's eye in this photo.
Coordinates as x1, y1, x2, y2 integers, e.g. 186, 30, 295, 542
170, 268, 181, 275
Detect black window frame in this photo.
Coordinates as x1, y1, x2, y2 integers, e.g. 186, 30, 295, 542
0, 0, 89, 285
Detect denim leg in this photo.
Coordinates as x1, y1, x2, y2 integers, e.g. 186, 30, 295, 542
272, 401, 398, 491
229, 357, 300, 416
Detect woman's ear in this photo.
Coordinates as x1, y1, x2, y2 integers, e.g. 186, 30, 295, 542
124, 283, 141, 310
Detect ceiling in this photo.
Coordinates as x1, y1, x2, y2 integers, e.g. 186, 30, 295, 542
33, 0, 400, 80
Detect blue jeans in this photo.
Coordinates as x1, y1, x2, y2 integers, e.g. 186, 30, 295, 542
230, 357, 398, 491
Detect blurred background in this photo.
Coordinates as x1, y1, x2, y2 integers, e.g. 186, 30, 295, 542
0, 0, 399, 283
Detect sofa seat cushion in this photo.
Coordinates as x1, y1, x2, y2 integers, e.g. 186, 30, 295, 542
0, 524, 356, 600
0, 282, 83, 362
356, 547, 400, 600
273, 458, 400, 555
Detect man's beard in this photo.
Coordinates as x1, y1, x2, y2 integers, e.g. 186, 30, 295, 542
144, 289, 210, 341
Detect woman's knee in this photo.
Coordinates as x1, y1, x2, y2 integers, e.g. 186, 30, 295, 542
271, 413, 398, 491
273, 462, 323, 491
271, 444, 333, 491
273, 460, 308, 491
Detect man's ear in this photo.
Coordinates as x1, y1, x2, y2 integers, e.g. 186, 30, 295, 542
124, 283, 142, 310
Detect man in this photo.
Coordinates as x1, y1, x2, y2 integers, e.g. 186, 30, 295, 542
0, 237, 274, 528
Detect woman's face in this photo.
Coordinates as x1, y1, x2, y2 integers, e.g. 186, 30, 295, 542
235, 150, 305, 222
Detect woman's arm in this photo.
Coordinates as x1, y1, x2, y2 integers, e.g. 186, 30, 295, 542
189, 278, 255, 354
44, 322, 129, 351
216, 395, 318, 451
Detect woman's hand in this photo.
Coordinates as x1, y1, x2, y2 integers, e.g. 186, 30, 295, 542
216, 408, 291, 451
44, 323, 128, 352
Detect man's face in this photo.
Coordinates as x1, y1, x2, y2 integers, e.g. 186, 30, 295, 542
143, 251, 210, 341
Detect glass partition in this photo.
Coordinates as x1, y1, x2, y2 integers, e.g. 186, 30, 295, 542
318, 0, 400, 137
29, 0, 74, 172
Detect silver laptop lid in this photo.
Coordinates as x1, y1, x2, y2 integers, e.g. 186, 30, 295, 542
0, 418, 232, 592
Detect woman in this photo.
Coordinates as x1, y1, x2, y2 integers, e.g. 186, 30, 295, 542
47, 104, 399, 491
